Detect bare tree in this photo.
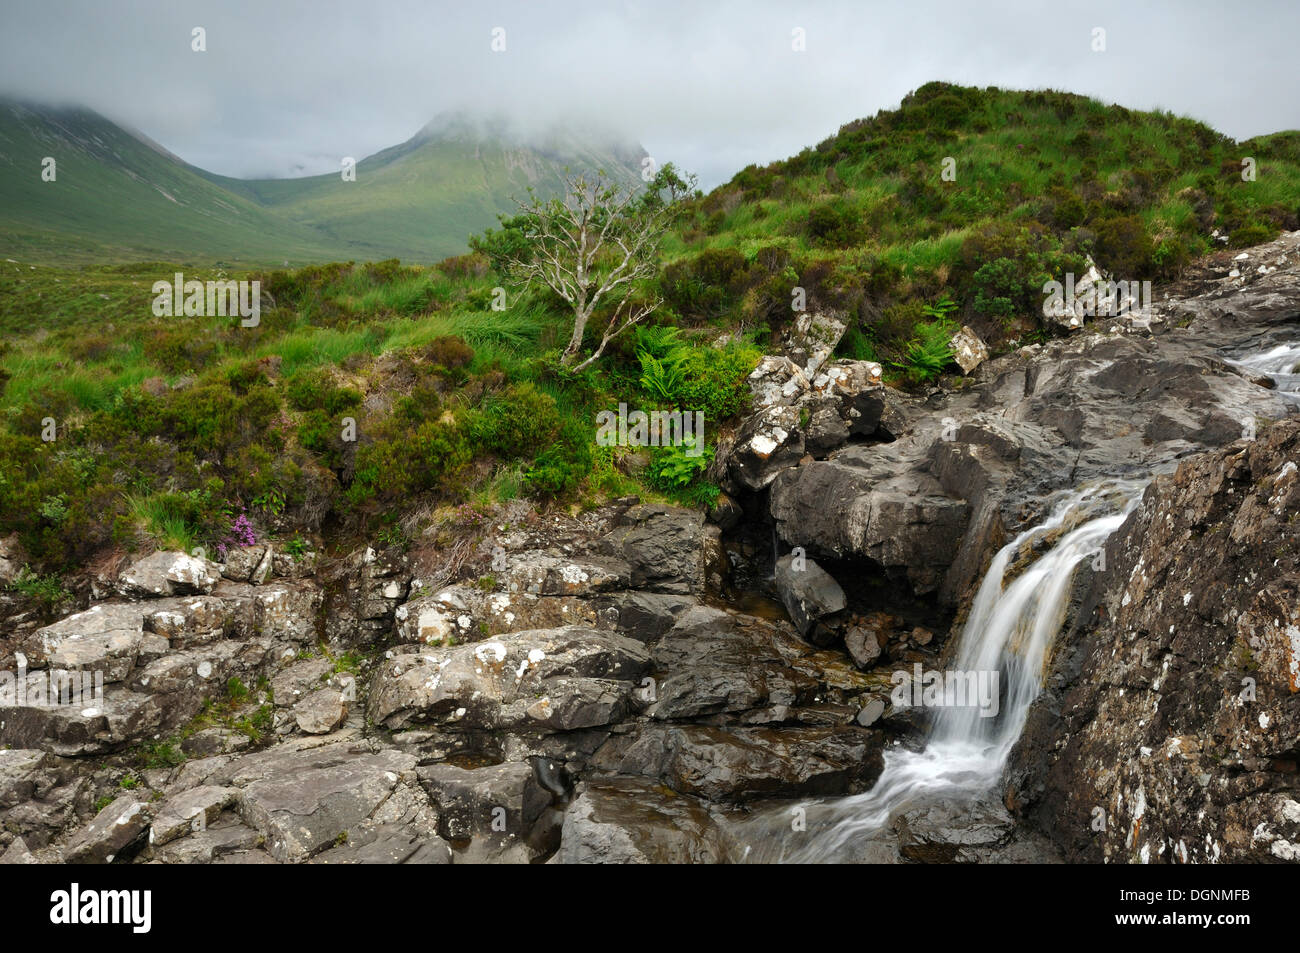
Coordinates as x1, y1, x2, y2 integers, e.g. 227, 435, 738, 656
496, 164, 695, 371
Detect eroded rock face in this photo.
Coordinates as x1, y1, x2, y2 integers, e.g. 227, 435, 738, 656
367, 627, 652, 732
1009, 418, 1300, 863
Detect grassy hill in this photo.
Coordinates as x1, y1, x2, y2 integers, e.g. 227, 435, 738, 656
656, 82, 1300, 363
3, 83, 1299, 585
0, 102, 646, 266
0, 101, 344, 265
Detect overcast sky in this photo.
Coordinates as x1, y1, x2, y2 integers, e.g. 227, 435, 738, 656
1, 0, 1297, 188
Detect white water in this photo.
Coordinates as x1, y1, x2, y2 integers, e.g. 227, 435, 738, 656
743, 478, 1147, 863
1226, 342, 1300, 399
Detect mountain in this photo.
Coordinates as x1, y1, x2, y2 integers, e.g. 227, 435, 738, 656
0, 101, 647, 266
199, 112, 647, 264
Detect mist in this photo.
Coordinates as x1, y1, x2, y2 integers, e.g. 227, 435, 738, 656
1, 0, 1297, 188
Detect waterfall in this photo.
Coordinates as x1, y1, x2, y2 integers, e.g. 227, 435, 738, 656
1226, 342, 1300, 399
741, 478, 1147, 863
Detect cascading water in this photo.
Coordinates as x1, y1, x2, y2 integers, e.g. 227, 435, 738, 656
1226, 342, 1300, 399
740, 478, 1148, 863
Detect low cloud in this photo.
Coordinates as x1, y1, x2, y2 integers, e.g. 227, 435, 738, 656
1, 0, 1296, 188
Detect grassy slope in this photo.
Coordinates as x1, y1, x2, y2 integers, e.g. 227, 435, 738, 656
0, 100, 646, 267
657, 83, 1300, 365
3, 83, 1299, 579
0, 102, 345, 266
201, 126, 646, 263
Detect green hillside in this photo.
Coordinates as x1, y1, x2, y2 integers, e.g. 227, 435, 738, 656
3, 83, 1300, 580
655, 82, 1300, 362
200, 115, 646, 263
0, 101, 343, 265
0, 102, 646, 266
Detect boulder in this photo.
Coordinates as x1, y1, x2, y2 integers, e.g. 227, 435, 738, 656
554, 778, 729, 864
949, 325, 989, 374
235, 747, 416, 863
23, 603, 145, 681
64, 795, 151, 863
292, 689, 349, 735
117, 551, 218, 598
773, 554, 847, 638
417, 761, 555, 862
590, 723, 885, 802
367, 627, 651, 732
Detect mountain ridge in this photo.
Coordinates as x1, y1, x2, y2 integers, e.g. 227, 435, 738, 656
0, 98, 647, 266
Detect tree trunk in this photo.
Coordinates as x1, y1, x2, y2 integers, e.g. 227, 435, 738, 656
562, 309, 589, 364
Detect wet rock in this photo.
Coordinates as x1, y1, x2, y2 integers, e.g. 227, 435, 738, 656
417, 761, 556, 862
844, 626, 882, 669
706, 492, 743, 531
647, 605, 871, 721
554, 777, 729, 864
1010, 417, 1300, 863
590, 723, 885, 802
771, 442, 971, 595
773, 554, 846, 638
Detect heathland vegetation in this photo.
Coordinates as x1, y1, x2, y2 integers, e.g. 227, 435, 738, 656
3, 82, 1299, 585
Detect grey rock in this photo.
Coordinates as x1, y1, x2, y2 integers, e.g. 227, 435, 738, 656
64, 795, 151, 863
118, 551, 218, 598
774, 554, 847, 638
367, 627, 651, 732
555, 777, 729, 864
292, 689, 349, 735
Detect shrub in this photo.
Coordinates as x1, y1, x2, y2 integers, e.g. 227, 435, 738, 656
523, 422, 592, 498
1228, 223, 1275, 248
472, 382, 564, 459
424, 335, 474, 369
1089, 212, 1154, 277
807, 199, 865, 248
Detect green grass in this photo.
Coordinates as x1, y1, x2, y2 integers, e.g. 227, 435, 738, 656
2, 82, 1299, 577
0, 100, 643, 267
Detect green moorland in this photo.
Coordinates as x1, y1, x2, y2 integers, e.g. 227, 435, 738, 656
0, 100, 644, 266
3, 83, 1299, 589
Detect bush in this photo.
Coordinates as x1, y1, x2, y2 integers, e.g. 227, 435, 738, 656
807, 199, 865, 248
424, 335, 474, 369
636, 337, 760, 422
523, 421, 592, 498
472, 382, 564, 459
1228, 223, 1275, 248
1089, 212, 1154, 277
